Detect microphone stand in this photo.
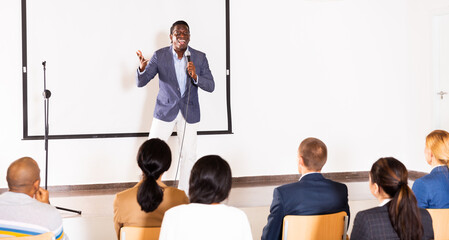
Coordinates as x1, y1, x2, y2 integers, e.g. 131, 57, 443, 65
42, 61, 82, 215
173, 51, 193, 188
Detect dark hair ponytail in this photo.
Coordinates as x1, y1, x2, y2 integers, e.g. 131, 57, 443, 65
136, 138, 171, 213
370, 157, 423, 240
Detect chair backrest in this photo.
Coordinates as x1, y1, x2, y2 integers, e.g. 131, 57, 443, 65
119, 226, 161, 240
427, 208, 449, 240
0, 232, 55, 240
282, 211, 348, 240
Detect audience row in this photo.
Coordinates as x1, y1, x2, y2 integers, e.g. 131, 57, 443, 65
0, 129, 448, 239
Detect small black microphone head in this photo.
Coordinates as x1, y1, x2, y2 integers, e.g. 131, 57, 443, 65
42, 61, 46, 66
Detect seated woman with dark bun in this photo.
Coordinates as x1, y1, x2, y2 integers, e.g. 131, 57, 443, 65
351, 157, 434, 240
412, 129, 449, 208
113, 139, 189, 239
159, 155, 253, 240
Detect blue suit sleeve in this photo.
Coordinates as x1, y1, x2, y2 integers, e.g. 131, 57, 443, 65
261, 188, 284, 240
195, 54, 214, 93
412, 179, 429, 208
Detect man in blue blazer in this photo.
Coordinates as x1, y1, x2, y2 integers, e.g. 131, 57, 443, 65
261, 138, 350, 240
136, 20, 214, 193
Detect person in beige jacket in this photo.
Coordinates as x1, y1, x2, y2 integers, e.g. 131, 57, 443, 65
113, 139, 189, 239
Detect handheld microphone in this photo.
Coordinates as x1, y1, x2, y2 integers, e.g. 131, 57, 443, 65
185, 50, 194, 81
185, 50, 191, 62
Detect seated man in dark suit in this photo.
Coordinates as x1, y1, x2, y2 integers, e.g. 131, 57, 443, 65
261, 137, 350, 240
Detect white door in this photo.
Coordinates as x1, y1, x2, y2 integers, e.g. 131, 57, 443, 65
432, 14, 449, 130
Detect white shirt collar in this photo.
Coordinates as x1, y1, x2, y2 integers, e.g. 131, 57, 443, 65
379, 198, 391, 206
299, 172, 320, 181
171, 46, 190, 59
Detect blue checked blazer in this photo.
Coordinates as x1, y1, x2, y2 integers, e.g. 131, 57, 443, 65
351, 204, 434, 240
136, 46, 214, 124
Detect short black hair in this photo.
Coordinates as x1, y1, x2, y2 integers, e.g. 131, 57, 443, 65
188, 155, 232, 204
170, 20, 190, 34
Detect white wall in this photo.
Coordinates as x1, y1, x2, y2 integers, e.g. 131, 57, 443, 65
404, 0, 449, 170
1, 0, 448, 188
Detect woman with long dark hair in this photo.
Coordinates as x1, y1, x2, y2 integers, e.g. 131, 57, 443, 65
159, 155, 253, 240
413, 129, 449, 208
351, 157, 434, 240
113, 139, 188, 239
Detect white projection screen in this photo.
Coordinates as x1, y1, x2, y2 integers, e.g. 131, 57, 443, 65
22, 0, 231, 139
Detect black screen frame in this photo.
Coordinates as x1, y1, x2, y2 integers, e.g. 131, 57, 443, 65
21, 0, 232, 140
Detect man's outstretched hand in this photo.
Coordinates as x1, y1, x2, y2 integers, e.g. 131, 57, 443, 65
136, 50, 149, 72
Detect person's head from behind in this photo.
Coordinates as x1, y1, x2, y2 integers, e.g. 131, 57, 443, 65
189, 155, 232, 204
369, 157, 410, 199
370, 157, 423, 240
7, 157, 41, 197
425, 130, 449, 166
170, 20, 190, 51
137, 138, 172, 212
297, 137, 327, 173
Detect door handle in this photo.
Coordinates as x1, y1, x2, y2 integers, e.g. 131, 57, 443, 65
437, 91, 448, 99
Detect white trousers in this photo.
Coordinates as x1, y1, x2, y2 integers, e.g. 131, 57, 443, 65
148, 112, 198, 194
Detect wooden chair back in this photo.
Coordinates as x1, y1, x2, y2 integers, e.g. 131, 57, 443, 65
427, 208, 449, 240
119, 226, 161, 240
282, 211, 348, 240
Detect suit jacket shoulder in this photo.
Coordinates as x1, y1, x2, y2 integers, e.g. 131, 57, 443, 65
413, 166, 449, 208
276, 174, 349, 215
188, 46, 205, 56
155, 46, 171, 54
351, 205, 395, 240
351, 205, 434, 240
277, 173, 346, 191
152, 46, 173, 67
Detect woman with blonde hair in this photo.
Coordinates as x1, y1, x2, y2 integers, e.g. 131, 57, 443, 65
412, 129, 449, 208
